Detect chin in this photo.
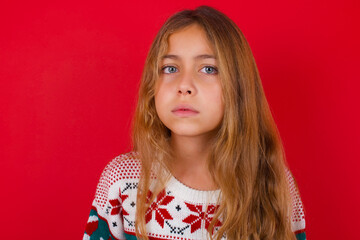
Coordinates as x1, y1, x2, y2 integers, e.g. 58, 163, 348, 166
168, 127, 198, 136
170, 127, 215, 138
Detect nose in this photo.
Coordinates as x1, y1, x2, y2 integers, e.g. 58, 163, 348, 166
178, 89, 192, 95
177, 71, 196, 96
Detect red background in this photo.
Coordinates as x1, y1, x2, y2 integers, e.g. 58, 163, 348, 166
1, 0, 359, 239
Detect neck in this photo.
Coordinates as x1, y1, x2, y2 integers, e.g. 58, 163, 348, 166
170, 134, 212, 164
169, 132, 218, 190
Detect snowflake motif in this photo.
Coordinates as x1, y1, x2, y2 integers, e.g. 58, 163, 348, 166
109, 192, 129, 216
145, 189, 175, 228
120, 192, 129, 216
182, 203, 221, 233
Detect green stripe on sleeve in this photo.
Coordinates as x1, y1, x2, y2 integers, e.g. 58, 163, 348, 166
296, 232, 306, 240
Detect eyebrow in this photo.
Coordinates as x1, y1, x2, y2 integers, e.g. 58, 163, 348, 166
161, 54, 216, 60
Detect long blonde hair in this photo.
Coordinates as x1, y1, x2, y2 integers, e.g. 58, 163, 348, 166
132, 5, 297, 240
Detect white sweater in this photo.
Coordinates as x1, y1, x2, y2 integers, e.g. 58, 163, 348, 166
83, 151, 306, 240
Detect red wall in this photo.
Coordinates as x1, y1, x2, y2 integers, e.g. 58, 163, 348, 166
1, 0, 359, 239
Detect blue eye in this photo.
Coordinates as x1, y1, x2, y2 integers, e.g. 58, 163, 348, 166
201, 66, 218, 74
162, 66, 178, 74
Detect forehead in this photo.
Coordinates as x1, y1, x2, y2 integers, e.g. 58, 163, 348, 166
164, 24, 216, 57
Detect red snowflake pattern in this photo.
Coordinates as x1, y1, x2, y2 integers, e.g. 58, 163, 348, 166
109, 192, 129, 216
145, 189, 175, 228
183, 203, 221, 233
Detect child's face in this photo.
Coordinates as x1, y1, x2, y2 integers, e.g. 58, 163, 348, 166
154, 24, 224, 139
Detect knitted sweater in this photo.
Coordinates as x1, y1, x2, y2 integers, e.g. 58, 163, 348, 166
83, 152, 306, 240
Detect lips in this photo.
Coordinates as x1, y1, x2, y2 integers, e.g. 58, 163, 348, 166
171, 104, 199, 117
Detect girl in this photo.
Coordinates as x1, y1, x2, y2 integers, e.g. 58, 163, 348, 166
83, 5, 306, 240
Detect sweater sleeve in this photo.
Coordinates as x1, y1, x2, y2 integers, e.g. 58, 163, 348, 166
83, 157, 127, 240
286, 168, 306, 240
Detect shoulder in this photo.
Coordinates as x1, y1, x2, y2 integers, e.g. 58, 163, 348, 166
93, 151, 141, 209
285, 167, 306, 234
100, 151, 141, 181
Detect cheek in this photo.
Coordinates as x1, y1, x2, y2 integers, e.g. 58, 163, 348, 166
208, 86, 224, 114
154, 94, 163, 117
154, 86, 170, 119
210, 93, 225, 128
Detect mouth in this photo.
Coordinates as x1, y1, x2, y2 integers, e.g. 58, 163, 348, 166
171, 104, 199, 117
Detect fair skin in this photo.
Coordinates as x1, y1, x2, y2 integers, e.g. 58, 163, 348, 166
154, 24, 224, 191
